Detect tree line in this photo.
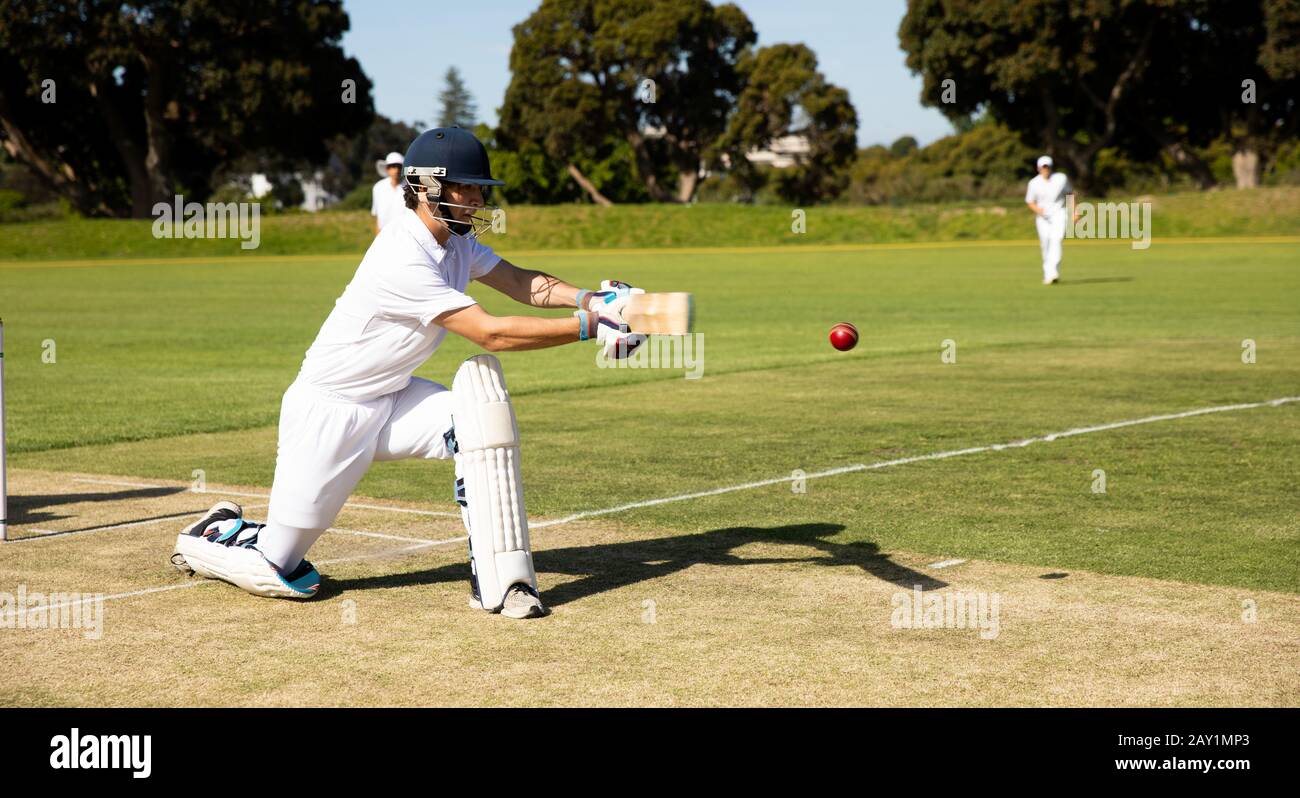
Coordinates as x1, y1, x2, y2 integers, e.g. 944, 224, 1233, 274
900, 0, 1299, 191
1, 0, 1295, 220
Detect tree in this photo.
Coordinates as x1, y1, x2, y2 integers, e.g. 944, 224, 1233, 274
890, 136, 920, 159
500, 0, 856, 205
0, 0, 373, 217
319, 114, 421, 200
1186, 0, 1299, 187
848, 119, 1035, 205
500, 0, 757, 204
900, 0, 1168, 191
1106, 1, 1299, 188
437, 67, 478, 129
720, 44, 859, 205
899, 0, 1300, 192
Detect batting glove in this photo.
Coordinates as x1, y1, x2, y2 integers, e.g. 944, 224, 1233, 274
601, 329, 647, 360
574, 309, 647, 360
577, 280, 644, 321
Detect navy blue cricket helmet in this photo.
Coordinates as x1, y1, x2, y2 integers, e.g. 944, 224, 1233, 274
402, 127, 504, 238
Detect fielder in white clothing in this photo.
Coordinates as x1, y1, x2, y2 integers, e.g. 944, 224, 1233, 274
171, 127, 646, 619
371, 151, 407, 233
1024, 155, 1080, 284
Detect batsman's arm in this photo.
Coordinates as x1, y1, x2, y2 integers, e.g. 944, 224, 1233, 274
435, 302, 605, 352
476, 259, 608, 310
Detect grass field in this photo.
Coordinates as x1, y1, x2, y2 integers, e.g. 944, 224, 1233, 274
2, 185, 1299, 259
1, 232, 1298, 706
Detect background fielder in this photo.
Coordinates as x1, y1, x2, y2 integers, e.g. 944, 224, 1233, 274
172, 127, 646, 619
371, 151, 406, 234
1024, 155, 1081, 285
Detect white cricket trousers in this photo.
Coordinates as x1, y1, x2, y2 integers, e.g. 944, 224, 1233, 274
1036, 213, 1066, 281
257, 377, 457, 570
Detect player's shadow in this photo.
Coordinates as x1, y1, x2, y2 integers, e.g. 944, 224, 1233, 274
7, 486, 186, 525
322, 522, 946, 605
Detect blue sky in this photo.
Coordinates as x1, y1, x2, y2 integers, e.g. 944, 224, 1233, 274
340, 0, 953, 148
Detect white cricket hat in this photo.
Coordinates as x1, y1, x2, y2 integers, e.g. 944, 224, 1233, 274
384, 151, 404, 166
1036, 155, 1053, 169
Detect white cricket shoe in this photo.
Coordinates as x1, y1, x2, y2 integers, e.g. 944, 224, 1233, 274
468, 582, 549, 619
170, 501, 320, 599
500, 584, 549, 619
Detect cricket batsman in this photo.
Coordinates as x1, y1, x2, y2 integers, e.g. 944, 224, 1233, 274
1024, 155, 1079, 284
170, 127, 646, 619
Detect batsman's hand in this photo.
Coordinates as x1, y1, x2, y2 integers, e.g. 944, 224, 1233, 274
600, 328, 647, 360
580, 279, 644, 325
574, 308, 647, 360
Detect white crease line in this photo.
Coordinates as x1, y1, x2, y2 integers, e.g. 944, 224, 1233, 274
531, 395, 1300, 529
341, 501, 459, 519
70, 478, 459, 518
6, 509, 210, 542
319, 536, 467, 565
68, 478, 162, 490
8, 515, 424, 547
928, 559, 967, 569
1, 581, 214, 617
327, 527, 448, 544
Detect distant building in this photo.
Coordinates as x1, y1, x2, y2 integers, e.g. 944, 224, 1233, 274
639, 124, 811, 182
744, 135, 811, 169
249, 170, 336, 211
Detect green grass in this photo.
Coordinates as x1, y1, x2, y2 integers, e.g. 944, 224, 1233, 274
0, 186, 1297, 260
3, 236, 1298, 593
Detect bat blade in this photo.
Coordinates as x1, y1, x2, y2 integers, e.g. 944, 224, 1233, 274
624, 292, 694, 335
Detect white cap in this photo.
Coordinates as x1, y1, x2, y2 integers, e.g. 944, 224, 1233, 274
1036, 155, 1053, 169
384, 151, 404, 166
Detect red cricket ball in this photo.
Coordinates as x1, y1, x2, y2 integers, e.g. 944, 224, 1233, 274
829, 322, 859, 351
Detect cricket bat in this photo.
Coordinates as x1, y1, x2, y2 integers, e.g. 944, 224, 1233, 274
624, 292, 694, 335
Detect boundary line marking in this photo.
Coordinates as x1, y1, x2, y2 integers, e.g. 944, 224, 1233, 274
2, 395, 1294, 611
14, 395, 1300, 540
532, 395, 1300, 528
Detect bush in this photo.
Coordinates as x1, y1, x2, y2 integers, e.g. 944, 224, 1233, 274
0, 189, 23, 213
336, 181, 374, 211
846, 120, 1035, 205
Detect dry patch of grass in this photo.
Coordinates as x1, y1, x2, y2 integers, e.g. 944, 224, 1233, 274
1, 469, 1295, 707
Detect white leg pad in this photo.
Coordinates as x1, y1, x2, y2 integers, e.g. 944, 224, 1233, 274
452, 355, 536, 611
174, 533, 318, 599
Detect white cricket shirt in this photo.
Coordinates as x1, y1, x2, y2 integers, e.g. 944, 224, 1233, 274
1025, 172, 1073, 217
371, 177, 406, 231
296, 210, 501, 401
